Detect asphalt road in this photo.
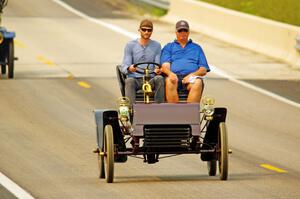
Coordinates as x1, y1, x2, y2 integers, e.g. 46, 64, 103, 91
1, 0, 300, 198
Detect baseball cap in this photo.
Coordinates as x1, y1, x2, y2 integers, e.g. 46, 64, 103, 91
139, 19, 153, 29
176, 20, 189, 31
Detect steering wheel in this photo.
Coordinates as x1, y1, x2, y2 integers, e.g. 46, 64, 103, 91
133, 62, 161, 75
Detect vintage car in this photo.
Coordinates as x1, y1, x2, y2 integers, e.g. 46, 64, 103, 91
94, 62, 229, 183
0, 0, 16, 79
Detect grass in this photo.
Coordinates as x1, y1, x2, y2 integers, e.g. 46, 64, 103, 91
199, 0, 300, 26
128, 0, 167, 17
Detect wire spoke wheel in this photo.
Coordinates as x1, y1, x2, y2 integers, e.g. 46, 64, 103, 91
7, 40, 14, 79
1, 63, 6, 74
97, 148, 105, 179
218, 122, 228, 180
207, 160, 217, 176
104, 125, 114, 183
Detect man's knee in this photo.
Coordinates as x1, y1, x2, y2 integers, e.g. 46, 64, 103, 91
125, 78, 136, 87
192, 79, 204, 90
154, 75, 163, 80
153, 75, 164, 86
166, 76, 178, 86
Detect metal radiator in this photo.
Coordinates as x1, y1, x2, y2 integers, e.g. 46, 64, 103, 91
144, 125, 191, 148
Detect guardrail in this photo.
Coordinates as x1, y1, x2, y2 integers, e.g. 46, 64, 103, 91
137, 0, 169, 10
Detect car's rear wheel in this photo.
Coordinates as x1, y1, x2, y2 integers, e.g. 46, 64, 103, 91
207, 160, 217, 176
7, 40, 14, 79
104, 125, 114, 183
218, 122, 228, 180
1, 65, 5, 74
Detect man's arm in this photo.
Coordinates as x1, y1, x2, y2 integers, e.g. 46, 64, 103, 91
192, 66, 208, 76
160, 44, 173, 75
161, 44, 178, 83
182, 66, 207, 84
154, 44, 161, 64
197, 46, 210, 72
120, 43, 133, 74
182, 45, 210, 84
161, 62, 171, 75
162, 62, 178, 83
154, 44, 162, 74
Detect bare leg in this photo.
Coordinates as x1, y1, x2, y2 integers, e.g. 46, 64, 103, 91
187, 79, 204, 103
165, 77, 179, 103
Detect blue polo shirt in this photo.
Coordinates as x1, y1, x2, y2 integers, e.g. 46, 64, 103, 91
160, 39, 210, 75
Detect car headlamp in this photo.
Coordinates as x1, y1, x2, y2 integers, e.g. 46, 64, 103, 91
202, 95, 215, 106
119, 106, 129, 119
202, 96, 215, 120
0, 32, 3, 44
117, 97, 130, 122
203, 104, 214, 116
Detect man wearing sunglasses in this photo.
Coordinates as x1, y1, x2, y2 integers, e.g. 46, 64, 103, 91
161, 20, 210, 103
120, 19, 164, 105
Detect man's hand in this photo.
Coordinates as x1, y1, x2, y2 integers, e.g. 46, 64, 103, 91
182, 73, 194, 84
128, 65, 136, 73
154, 68, 162, 75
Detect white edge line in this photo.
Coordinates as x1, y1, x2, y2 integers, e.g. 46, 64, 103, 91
210, 65, 300, 108
0, 172, 34, 199
51, 0, 137, 39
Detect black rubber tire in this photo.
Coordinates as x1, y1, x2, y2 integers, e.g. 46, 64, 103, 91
104, 125, 114, 183
207, 160, 217, 176
146, 154, 156, 164
7, 40, 14, 79
1, 65, 6, 74
97, 149, 105, 179
218, 122, 228, 180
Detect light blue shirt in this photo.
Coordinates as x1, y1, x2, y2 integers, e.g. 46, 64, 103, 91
161, 39, 210, 75
121, 39, 161, 78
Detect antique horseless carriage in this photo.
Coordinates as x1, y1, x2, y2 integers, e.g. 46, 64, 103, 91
94, 62, 229, 183
0, 0, 16, 79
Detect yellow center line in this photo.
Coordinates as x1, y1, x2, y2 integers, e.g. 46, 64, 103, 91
14, 39, 27, 48
36, 56, 75, 79
78, 81, 91, 88
260, 164, 287, 173
36, 55, 56, 67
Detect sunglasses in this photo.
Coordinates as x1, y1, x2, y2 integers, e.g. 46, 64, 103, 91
177, 29, 189, 33
141, 28, 153, 32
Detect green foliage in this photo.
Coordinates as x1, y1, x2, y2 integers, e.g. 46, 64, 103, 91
128, 0, 167, 17
199, 0, 300, 26
151, 7, 167, 16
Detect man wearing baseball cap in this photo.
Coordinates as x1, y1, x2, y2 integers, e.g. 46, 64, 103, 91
120, 19, 165, 105
161, 20, 210, 103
